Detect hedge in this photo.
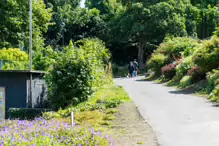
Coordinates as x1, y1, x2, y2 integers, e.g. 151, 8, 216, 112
9, 108, 53, 120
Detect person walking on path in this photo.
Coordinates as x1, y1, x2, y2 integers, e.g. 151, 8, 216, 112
128, 61, 134, 78
133, 59, 138, 77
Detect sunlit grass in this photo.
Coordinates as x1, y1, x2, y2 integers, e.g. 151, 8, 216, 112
43, 85, 130, 132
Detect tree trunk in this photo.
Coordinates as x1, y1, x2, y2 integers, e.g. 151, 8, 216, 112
137, 43, 144, 69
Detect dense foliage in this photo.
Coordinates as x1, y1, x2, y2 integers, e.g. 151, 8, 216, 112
0, 0, 52, 51
147, 53, 168, 76
147, 34, 219, 102
193, 36, 219, 73
176, 56, 193, 76
207, 69, 219, 102
207, 69, 219, 92
147, 37, 198, 77
0, 0, 218, 68
215, 27, 219, 36
108, 1, 193, 67
156, 37, 198, 60
0, 48, 29, 70
105, 0, 219, 65
46, 38, 111, 109
187, 66, 205, 82
179, 75, 192, 88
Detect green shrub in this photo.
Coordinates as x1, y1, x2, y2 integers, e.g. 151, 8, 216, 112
193, 36, 219, 73
156, 37, 198, 60
112, 64, 129, 77
112, 64, 119, 75
172, 41, 201, 83
172, 72, 184, 82
215, 27, 219, 37
207, 57, 219, 102
42, 111, 61, 119
9, 108, 52, 120
97, 98, 122, 108
207, 69, 219, 92
147, 53, 168, 76
33, 46, 58, 71
173, 57, 192, 82
176, 56, 193, 75
0, 48, 29, 70
209, 86, 219, 102
46, 38, 111, 109
179, 75, 192, 88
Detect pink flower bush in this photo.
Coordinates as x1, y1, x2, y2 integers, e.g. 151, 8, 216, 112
161, 63, 177, 79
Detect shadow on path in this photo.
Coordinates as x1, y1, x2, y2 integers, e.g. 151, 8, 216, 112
212, 104, 219, 107
135, 79, 148, 82
168, 87, 196, 95
135, 78, 160, 82
151, 82, 163, 84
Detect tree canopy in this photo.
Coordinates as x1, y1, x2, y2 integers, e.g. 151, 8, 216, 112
0, 0, 218, 69
0, 0, 52, 50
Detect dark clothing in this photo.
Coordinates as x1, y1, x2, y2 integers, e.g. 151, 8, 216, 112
128, 64, 134, 77
128, 64, 134, 72
133, 61, 138, 71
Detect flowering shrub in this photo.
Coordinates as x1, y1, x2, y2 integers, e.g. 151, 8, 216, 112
161, 63, 177, 79
187, 66, 205, 82
147, 37, 198, 77
187, 66, 200, 76
147, 53, 168, 76
0, 118, 113, 146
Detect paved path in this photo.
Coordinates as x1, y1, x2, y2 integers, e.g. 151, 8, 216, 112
115, 76, 219, 146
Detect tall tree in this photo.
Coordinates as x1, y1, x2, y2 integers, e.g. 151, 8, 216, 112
45, 0, 106, 47
58, 7, 106, 43
190, 0, 219, 38
86, 0, 108, 14
44, 0, 80, 47
109, 1, 190, 68
0, 0, 52, 51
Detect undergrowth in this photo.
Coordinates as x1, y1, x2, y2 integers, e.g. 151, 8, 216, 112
43, 85, 130, 129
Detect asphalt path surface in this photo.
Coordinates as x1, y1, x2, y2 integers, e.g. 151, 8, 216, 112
115, 76, 219, 146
